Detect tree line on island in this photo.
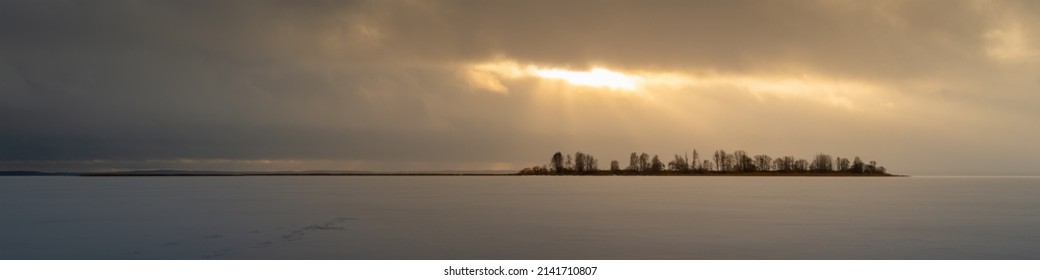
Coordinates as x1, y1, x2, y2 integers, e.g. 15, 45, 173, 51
518, 150, 889, 175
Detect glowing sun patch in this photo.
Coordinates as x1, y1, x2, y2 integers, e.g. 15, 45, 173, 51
534, 67, 641, 90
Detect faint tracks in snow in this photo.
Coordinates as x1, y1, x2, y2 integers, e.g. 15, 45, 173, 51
124, 217, 357, 259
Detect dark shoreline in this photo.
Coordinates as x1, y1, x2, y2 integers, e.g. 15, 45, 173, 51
79, 173, 902, 177
2, 170, 904, 177
79, 173, 517, 177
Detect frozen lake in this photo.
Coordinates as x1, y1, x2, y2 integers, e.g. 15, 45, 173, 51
2, 176, 1039, 259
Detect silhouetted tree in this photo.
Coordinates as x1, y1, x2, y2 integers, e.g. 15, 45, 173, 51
628, 152, 639, 171
754, 155, 772, 171
639, 153, 651, 172
811, 153, 834, 172
713, 150, 737, 171
836, 157, 850, 172
610, 160, 620, 173
551, 152, 564, 174
774, 156, 796, 172
772, 157, 785, 172
713, 150, 725, 172
691, 150, 700, 170
569, 152, 600, 174
794, 159, 809, 172
650, 155, 664, 173
733, 150, 747, 171
851, 156, 865, 173
668, 154, 689, 172
519, 164, 552, 175
733, 150, 755, 172
565, 154, 573, 172
574, 152, 587, 173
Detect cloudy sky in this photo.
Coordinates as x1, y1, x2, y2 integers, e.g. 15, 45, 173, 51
1, 0, 1039, 175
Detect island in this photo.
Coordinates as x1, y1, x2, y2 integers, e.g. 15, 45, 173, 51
518, 150, 893, 176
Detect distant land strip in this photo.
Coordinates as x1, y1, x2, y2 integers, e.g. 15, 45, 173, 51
1, 150, 898, 177
80, 172, 899, 177
2, 171, 901, 177
0, 170, 518, 177
78, 170, 520, 175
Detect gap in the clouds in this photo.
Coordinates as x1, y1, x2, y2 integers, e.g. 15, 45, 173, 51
464, 60, 647, 93
533, 67, 641, 90
464, 58, 889, 112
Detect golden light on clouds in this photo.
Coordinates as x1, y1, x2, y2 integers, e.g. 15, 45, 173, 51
985, 23, 1040, 62
679, 74, 885, 110
534, 68, 642, 90
464, 59, 888, 110
465, 60, 645, 93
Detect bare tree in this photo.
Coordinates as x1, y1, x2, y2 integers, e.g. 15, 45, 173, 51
794, 159, 809, 172
639, 153, 651, 172
691, 150, 700, 170
810, 153, 834, 172
754, 155, 772, 171
733, 150, 747, 171
733, 150, 755, 172
851, 156, 864, 173
610, 160, 620, 173
713, 150, 726, 172
650, 155, 664, 173
774, 156, 796, 172
574, 152, 587, 173
551, 152, 564, 174
836, 157, 850, 172
668, 154, 689, 172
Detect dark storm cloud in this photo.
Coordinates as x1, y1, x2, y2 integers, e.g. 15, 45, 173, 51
1, 0, 1038, 174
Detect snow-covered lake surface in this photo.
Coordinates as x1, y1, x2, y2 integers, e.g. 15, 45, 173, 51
2, 176, 1039, 259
